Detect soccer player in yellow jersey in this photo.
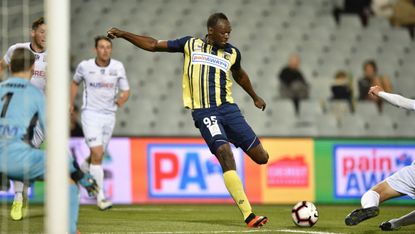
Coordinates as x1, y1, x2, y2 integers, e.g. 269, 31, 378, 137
108, 12, 269, 228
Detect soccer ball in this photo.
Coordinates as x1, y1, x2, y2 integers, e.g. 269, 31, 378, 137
291, 201, 319, 227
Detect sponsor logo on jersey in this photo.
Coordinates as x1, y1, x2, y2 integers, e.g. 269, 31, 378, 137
1, 83, 26, 88
224, 52, 231, 60
89, 82, 115, 88
100, 69, 105, 75
33, 70, 46, 78
86, 137, 97, 142
0, 124, 19, 138
191, 52, 230, 72
109, 69, 118, 76
194, 44, 202, 52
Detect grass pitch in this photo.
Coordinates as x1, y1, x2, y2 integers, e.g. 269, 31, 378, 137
1, 204, 414, 233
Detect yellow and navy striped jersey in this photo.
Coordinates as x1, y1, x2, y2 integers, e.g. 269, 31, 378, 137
167, 36, 242, 110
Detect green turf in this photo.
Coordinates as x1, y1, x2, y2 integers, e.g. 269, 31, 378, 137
1, 204, 414, 233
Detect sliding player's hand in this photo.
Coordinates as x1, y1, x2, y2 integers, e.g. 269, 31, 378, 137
107, 27, 123, 39
254, 96, 266, 111
368, 85, 384, 97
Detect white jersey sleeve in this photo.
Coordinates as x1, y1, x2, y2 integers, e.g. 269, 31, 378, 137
3, 44, 20, 64
73, 61, 85, 84
117, 63, 130, 91
3, 46, 12, 64
378, 91, 415, 111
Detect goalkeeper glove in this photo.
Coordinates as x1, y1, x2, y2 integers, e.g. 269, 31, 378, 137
78, 172, 99, 197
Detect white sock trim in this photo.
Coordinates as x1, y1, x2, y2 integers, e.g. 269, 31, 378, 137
89, 164, 105, 201
361, 190, 380, 208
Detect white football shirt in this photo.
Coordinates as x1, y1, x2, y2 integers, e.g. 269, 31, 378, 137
3, 42, 47, 92
73, 58, 129, 114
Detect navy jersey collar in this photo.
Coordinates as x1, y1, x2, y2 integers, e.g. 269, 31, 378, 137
204, 34, 231, 51
95, 58, 111, 68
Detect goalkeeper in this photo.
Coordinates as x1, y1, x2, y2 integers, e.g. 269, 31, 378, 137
0, 48, 98, 234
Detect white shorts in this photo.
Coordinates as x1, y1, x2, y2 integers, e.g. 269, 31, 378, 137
385, 165, 415, 199
81, 110, 115, 149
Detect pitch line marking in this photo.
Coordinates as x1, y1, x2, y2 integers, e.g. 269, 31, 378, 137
92, 229, 344, 234
111, 207, 197, 212
278, 229, 343, 234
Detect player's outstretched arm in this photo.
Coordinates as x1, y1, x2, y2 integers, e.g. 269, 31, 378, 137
369, 85, 415, 111
70, 80, 80, 113
115, 89, 130, 107
107, 27, 169, 52
232, 66, 266, 111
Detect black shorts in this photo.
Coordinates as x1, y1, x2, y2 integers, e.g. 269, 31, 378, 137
192, 103, 260, 154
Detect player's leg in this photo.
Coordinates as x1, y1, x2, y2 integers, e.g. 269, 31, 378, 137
345, 180, 400, 226
68, 153, 99, 234
81, 110, 110, 210
12, 181, 24, 203
215, 143, 236, 171
88, 146, 110, 211
10, 121, 44, 220
216, 143, 269, 227
246, 143, 269, 165
68, 179, 79, 234
94, 115, 116, 209
2, 143, 39, 221
80, 156, 91, 172
221, 104, 269, 165
192, 108, 257, 226
364, 181, 403, 206
89, 145, 111, 209
2, 141, 97, 233
223, 104, 268, 227
10, 180, 26, 220
197, 105, 268, 227
345, 166, 410, 226
46, 151, 97, 233
378, 165, 415, 230
380, 210, 415, 231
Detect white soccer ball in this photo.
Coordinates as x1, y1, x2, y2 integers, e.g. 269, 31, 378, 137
291, 201, 319, 227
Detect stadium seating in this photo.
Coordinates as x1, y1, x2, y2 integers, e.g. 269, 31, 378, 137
2, 0, 414, 137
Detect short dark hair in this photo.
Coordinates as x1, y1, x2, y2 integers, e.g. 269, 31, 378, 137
364, 59, 378, 73
32, 17, 45, 30
207, 12, 228, 29
335, 70, 347, 79
10, 48, 35, 73
94, 35, 112, 48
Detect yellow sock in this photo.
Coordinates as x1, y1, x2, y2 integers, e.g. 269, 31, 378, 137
223, 170, 252, 220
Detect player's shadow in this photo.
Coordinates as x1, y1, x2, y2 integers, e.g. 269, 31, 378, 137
27, 213, 44, 220
183, 219, 242, 228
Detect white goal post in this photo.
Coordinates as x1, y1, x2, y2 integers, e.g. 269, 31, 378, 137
45, 0, 70, 233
